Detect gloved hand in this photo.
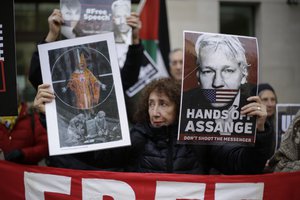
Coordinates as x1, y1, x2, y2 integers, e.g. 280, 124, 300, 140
5, 149, 24, 163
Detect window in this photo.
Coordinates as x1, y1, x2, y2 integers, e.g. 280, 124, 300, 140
220, 3, 257, 37
15, 2, 59, 102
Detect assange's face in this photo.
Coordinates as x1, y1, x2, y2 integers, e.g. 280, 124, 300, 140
113, 6, 130, 33
198, 47, 245, 107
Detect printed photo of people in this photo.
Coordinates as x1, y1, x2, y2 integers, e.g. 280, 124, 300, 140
49, 43, 122, 148
179, 31, 258, 145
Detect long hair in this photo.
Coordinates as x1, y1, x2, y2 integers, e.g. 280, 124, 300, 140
133, 78, 181, 124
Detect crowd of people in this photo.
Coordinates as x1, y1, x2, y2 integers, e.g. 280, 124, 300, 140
1, 6, 299, 178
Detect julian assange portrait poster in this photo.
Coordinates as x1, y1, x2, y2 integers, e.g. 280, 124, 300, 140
178, 31, 259, 146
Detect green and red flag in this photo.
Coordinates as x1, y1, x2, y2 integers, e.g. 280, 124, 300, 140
139, 0, 170, 76
124, 0, 170, 122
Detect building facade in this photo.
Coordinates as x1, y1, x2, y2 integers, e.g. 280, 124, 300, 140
167, 0, 300, 103
14, 0, 300, 104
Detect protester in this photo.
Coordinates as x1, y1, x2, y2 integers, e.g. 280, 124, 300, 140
29, 9, 142, 92
122, 78, 201, 173
119, 78, 272, 174
252, 83, 278, 157
34, 78, 272, 174
259, 84, 277, 116
254, 83, 277, 124
269, 110, 300, 172
36, 78, 272, 174
28, 9, 143, 169
168, 48, 183, 81
0, 102, 48, 165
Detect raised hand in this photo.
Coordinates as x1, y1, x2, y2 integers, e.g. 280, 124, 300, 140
241, 96, 267, 131
33, 84, 55, 114
126, 12, 142, 45
45, 9, 64, 42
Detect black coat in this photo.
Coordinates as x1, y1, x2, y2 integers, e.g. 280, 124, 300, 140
125, 122, 273, 175
126, 123, 205, 174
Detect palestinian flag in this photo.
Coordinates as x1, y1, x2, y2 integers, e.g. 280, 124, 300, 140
125, 0, 171, 123
139, 0, 170, 76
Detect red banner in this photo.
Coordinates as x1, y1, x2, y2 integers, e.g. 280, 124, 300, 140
0, 160, 299, 200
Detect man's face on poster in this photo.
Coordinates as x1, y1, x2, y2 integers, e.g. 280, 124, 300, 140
61, 4, 81, 28
113, 4, 130, 33
197, 46, 246, 107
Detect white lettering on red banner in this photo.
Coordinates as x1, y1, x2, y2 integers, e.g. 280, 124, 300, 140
24, 172, 71, 200
0, 161, 299, 200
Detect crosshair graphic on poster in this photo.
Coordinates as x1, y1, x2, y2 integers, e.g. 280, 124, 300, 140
51, 46, 114, 110
38, 33, 131, 155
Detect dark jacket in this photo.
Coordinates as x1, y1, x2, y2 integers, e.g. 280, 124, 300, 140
126, 123, 204, 174
125, 121, 273, 175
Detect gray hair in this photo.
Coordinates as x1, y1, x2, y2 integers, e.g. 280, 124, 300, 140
195, 33, 250, 80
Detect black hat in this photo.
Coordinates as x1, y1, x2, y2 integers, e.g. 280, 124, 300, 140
251, 83, 276, 96
257, 83, 275, 94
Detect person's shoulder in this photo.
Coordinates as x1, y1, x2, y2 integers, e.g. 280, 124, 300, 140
130, 123, 152, 142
